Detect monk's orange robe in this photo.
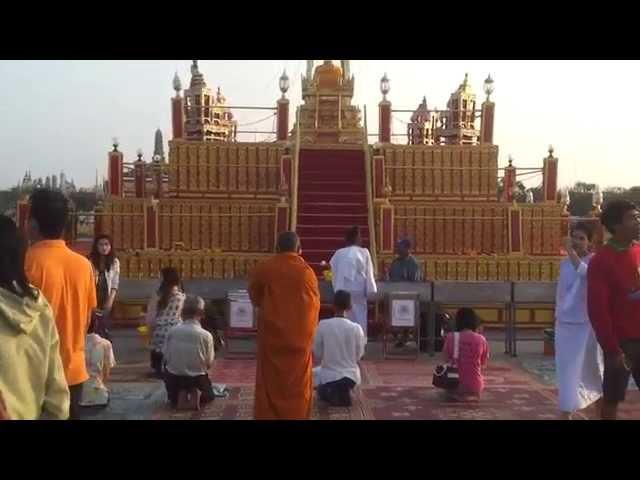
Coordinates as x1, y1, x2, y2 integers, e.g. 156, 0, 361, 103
249, 252, 320, 420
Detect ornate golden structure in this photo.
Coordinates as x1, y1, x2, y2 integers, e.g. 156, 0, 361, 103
293, 60, 364, 145
83, 61, 564, 282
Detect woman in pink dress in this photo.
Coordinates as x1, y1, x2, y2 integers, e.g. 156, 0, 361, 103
443, 308, 490, 400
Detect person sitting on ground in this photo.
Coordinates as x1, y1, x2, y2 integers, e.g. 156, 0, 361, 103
443, 308, 490, 401
79, 315, 116, 408
146, 267, 185, 376
313, 290, 366, 407
163, 295, 216, 409
0, 214, 69, 420
386, 238, 422, 348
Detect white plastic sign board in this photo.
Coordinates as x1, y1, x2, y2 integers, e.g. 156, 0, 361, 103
229, 300, 254, 329
391, 299, 415, 327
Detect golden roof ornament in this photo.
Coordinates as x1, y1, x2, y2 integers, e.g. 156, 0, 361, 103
314, 60, 342, 89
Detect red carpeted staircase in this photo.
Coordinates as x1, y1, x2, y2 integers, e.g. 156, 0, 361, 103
296, 149, 370, 275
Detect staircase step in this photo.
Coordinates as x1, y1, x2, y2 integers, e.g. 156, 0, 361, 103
299, 203, 368, 215
299, 168, 365, 177
297, 225, 369, 238
299, 184, 366, 194
298, 213, 369, 226
300, 192, 367, 203
300, 236, 369, 251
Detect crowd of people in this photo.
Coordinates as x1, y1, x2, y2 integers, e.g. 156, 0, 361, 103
0, 186, 638, 421
0, 189, 116, 419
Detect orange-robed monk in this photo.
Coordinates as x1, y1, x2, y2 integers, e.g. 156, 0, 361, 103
249, 231, 321, 420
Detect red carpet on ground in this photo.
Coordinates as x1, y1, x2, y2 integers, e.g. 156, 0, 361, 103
150, 358, 640, 420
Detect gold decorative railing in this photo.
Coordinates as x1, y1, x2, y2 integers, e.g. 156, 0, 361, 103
156, 200, 276, 252
118, 251, 271, 280
392, 203, 509, 255
379, 144, 499, 199
520, 204, 564, 256
98, 198, 147, 250
378, 254, 562, 282
386, 202, 565, 257
167, 141, 285, 196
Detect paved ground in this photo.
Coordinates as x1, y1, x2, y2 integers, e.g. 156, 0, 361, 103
79, 328, 636, 420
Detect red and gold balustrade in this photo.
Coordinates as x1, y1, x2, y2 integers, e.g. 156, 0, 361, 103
378, 254, 561, 282
374, 144, 499, 201
117, 250, 271, 280
96, 197, 286, 255
168, 141, 289, 198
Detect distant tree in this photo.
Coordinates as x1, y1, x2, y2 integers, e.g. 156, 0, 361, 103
573, 181, 599, 193
497, 179, 528, 202
603, 186, 627, 194
69, 191, 97, 213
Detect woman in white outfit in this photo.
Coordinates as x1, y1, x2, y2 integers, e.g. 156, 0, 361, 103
554, 222, 604, 419
329, 226, 377, 338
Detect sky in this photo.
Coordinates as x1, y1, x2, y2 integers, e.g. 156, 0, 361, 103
0, 60, 639, 190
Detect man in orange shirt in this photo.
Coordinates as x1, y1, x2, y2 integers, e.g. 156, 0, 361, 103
25, 189, 97, 420
249, 231, 320, 419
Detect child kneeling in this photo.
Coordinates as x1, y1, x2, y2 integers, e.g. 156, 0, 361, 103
313, 290, 366, 407
442, 308, 490, 401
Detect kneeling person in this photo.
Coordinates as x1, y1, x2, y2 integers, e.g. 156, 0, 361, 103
79, 315, 116, 407
313, 290, 366, 407
163, 295, 216, 408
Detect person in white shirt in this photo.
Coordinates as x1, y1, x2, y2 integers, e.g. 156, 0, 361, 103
329, 226, 377, 338
79, 315, 116, 407
555, 222, 603, 419
313, 290, 366, 407
163, 295, 215, 408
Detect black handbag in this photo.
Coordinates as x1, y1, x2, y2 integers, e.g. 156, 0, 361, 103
432, 332, 460, 390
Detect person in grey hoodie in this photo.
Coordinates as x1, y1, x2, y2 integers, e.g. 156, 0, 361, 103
0, 215, 69, 420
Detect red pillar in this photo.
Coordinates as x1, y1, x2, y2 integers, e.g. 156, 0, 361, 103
145, 201, 159, 249
277, 98, 289, 141
502, 161, 516, 202
378, 100, 391, 143
134, 160, 146, 198
542, 147, 558, 202
480, 101, 495, 144
274, 203, 290, 249
508, 207, 522, 254
280, 154, 292, 196
373, 154, 385, 198
108, 150, 124, 197
380, 205, 394, 252
172, 95, 184, 140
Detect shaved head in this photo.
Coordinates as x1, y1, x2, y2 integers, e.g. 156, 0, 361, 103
276, 231, 300, 253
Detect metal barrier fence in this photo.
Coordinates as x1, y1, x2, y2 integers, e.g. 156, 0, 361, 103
117, 278, 556, 358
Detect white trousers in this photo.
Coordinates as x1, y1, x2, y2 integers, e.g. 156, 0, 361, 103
346, 294, 368, 338
555, 322, 604, 412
